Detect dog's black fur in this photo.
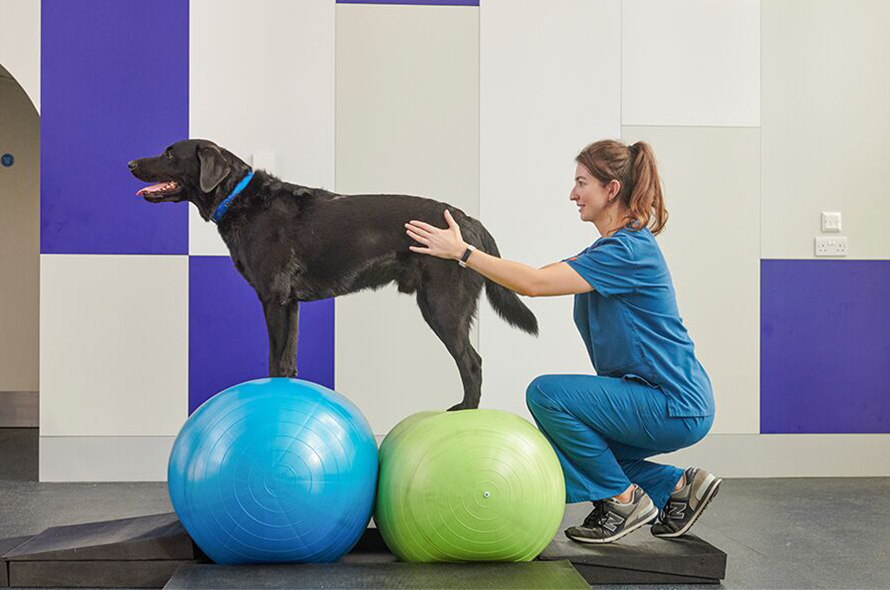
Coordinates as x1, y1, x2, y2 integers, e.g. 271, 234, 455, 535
129, 139, 537, 410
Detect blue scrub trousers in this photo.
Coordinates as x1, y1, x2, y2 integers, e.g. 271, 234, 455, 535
526, 374, 713, 511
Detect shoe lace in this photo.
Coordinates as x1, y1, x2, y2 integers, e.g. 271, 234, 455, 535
583, 501, 609, 528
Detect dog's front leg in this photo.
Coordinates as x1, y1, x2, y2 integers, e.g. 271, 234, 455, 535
261, 298, 299, 378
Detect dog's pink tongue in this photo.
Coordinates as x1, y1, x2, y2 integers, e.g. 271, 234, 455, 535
137, 183, 167, 196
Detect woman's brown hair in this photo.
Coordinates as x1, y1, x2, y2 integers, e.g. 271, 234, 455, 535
575, 139, 668, 235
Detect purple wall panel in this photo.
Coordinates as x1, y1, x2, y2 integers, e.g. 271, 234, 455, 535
41, 0, 189, 255
761, 260, 890, 433
189, 257, 334, 413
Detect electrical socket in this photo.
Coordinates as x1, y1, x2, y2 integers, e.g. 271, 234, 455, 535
814, 236, 848, 257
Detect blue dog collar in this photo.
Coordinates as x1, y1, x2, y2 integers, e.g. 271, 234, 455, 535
211, 169, 255, 224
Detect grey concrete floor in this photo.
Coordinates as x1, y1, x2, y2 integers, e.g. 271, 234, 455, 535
1, 428, 889, 589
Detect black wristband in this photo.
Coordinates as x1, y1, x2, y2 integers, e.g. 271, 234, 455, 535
458, 245, 476, 268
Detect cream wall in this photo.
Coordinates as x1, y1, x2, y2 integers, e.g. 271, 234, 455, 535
189, 0, 335, 256
478, 0, 621, 421
39, 254, 188, 481
622, 0, 760, 127
478, 0, 761, 436
761, 0, 890, 260
620, 0, 762, 435
40, 256, 189, 437
39, 256, 187, 476
0, 0, 40, 113
622, 0, 761, 435
622, 127, 760, 434
334, 3, 481, 433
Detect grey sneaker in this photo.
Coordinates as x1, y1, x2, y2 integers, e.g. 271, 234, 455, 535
651, 467, 722, 538
565, 485, 658, 544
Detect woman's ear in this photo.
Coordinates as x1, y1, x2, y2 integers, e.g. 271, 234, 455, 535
608, 179, 622, 202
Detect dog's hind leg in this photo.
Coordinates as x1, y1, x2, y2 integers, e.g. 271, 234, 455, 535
262, 298, 299, 378
415, 283, 483, 411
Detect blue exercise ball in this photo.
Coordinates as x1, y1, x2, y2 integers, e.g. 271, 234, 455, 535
167, 378, 378, 564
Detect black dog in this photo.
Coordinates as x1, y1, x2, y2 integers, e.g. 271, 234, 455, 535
129, 139, 538, 410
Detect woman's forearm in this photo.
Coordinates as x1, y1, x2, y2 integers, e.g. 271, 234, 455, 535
464, 249, 540, 297
405, 212, 589, 299
404, 212, 547, 297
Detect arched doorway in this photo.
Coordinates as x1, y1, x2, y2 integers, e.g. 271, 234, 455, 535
0, 61, 40, 480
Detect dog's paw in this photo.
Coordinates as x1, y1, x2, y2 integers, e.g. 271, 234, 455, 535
447, 402, 472, 412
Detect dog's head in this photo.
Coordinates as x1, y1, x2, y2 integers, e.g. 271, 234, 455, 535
128, 139, 250, 221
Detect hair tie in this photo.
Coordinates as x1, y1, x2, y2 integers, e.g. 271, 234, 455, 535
628, 143, 639, 159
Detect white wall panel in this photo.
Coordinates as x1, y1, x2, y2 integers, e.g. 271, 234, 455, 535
622, 0, 760, 127
189, 0, 335, 256
0, 0, 40, 113
40, 435, 174, 482
479, 0, 621, 421
623, 126, 760, 434
40, 255, 188, 436
762, 0, 890, 260
335, 4, 480, 434
660, 433, 890, 478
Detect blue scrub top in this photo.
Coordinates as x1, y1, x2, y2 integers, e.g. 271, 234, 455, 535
565, 226, 715, 418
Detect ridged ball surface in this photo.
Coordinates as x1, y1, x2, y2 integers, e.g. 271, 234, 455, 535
168, 378, 378, 564
374, 410, 565, 562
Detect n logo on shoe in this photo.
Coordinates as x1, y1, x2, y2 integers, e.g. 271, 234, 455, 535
602, 512, 625, 532
667, 502, 687, 520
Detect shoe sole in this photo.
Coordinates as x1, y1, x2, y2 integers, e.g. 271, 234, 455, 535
653, 477, 722, 539
566, 505, 659, 544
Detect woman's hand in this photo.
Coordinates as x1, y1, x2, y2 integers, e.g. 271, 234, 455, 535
405, 210, 468, 261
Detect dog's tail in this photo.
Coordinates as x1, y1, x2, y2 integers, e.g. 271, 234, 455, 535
474, 222, 539, 337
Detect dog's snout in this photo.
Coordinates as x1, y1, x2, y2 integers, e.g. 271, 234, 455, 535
128, 160, 138, 171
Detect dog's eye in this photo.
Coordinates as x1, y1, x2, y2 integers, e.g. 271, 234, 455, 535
166, 152, 174, 160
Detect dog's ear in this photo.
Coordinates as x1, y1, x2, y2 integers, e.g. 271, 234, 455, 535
197, 145, 231, 193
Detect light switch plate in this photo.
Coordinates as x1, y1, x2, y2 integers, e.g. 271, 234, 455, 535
821, 211, 842, 233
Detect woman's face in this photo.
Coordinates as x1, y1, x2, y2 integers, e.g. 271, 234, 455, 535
570, 163, 619, 223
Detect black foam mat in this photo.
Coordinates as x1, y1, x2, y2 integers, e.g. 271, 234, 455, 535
9, 560, 195, 589
572, 562, 720, 585
2, 512, 196, 562
538, 503, 726, 584
0, 505, 727, 587
164, 561, 590, 590
0, 536, 33, 587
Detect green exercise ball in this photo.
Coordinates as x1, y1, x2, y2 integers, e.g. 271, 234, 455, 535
374, 409, 565, 562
